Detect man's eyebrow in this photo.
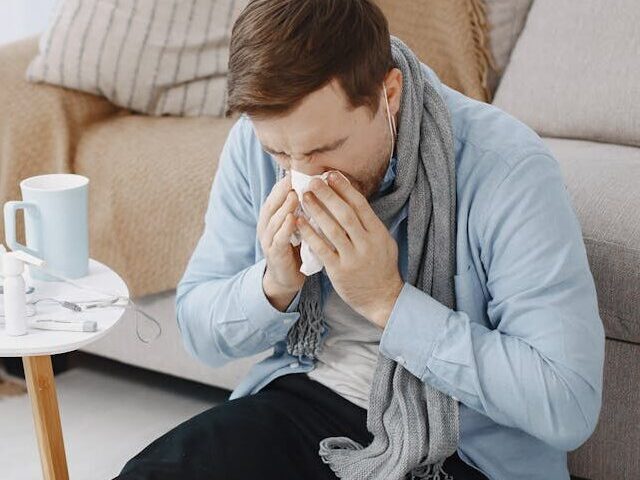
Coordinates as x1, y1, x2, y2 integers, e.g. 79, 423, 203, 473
262, 136, 348, 156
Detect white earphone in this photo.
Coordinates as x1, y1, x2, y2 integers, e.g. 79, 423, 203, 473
383, 83, 397, 158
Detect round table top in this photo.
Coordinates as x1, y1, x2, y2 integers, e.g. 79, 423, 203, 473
0, 259, 129, 357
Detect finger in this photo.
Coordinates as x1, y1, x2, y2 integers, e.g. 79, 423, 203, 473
265, 190, 299, 248
306, 176, 368, 244
272, 212, 298, 250
326, 171, 382, 233
302, 191, 353, 255
296, 215, 339, 267
258, 172, 292, 236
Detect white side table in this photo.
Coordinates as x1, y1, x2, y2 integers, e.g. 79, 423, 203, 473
0, 259, 128, 480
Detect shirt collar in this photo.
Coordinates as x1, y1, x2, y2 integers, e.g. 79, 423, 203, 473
376, 154, 397, 196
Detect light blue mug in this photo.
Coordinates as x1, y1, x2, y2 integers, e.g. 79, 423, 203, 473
4, 173, 89, 281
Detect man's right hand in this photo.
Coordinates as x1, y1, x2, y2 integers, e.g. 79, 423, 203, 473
257, 171, 305, 311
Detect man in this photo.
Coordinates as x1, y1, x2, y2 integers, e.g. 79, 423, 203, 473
117, 1, 604, 479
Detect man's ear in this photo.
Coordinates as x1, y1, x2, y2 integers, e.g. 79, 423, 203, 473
384, 68, 403, 118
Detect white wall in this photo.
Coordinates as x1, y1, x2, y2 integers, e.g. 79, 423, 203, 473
0, 0, 56, 45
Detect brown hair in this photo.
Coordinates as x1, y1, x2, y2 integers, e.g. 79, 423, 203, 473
225, 0, 394, 120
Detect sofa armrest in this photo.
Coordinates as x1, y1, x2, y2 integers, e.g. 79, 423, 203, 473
0, 35, 121, 245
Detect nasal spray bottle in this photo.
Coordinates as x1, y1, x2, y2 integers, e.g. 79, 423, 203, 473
0, 243, 46, 336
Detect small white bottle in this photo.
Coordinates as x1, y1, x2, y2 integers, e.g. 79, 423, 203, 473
3, 251, 27, 336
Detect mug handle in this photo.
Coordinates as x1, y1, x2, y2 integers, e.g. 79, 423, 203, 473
3, 201, 43, 259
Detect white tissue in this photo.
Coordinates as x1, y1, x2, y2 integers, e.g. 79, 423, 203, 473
289, 169, 333, 276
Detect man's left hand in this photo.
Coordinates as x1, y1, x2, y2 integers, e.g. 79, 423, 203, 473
296, 171, 404, 329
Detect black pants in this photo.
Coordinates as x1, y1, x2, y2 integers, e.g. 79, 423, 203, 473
115, 372, 488, 480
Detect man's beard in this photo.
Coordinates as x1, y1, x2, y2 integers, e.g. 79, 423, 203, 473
336, 120, 396, 201
362, 142, 395, 201
361, 117, 396, 201
332, 164, 385, 200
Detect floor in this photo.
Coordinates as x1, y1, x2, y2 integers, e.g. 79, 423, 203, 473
0, 352, 230, 480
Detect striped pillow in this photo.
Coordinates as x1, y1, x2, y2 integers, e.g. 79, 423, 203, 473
26, 0, 249, 117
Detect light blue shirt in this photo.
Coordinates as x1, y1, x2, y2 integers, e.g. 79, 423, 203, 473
176, 62, 604, 480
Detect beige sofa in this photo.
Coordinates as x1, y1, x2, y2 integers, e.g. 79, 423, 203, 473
0, 3, 638, 479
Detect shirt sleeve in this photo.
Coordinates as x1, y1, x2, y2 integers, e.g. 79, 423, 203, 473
378, 153, 605, 452
175, 117, 301, 368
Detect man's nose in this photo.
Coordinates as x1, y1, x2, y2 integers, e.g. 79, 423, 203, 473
289, 156, 325, 176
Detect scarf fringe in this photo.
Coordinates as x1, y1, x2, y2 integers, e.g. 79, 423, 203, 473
410, 458, 454, 480
319, 436, 364, 458
319, 437, 454, 480
318, 437, 365, 478
285, 275, 325, 359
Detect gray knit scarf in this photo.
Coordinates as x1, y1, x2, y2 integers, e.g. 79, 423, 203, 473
275, 36, 459, 480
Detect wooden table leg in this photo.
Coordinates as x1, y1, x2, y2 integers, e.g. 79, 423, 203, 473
22, 355, 69, 480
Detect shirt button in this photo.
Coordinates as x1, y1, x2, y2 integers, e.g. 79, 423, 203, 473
289, 361, 299, 368
283, 318, 291, 324
452, 395, 459, 402
395, 355, 405, 365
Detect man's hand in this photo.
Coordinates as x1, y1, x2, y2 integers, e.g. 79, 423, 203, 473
296, 171, 404, 329
258, 171, 305, 311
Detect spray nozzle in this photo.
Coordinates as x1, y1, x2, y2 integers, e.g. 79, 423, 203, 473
1, 244, 46, 277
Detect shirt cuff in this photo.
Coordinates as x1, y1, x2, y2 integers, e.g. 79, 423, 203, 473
378, 282, 452, 380
239, 257, 301, 344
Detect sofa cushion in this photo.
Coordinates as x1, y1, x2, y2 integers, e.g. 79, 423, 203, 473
567, 337, 640, 479
494, 0, 640, 148
74, 114, 236, 297
542, 137, 640, 345
483, 0, 533, 97
27, 0, 248, 117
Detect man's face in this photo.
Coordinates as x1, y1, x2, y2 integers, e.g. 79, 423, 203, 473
251, 70, 402, 201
